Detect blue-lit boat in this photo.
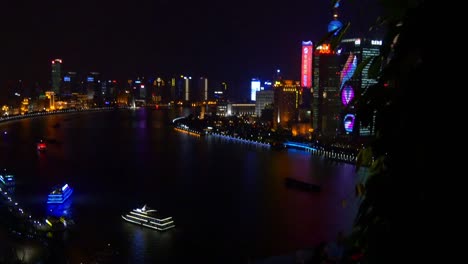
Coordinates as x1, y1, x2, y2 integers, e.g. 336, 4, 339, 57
122, 205, 175, 231
47, 197, 73, 218
47, 184, 73, 204
0, 173, 15, 187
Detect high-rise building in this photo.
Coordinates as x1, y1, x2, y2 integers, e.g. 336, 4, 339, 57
328, 0, 344, 36
174, 75, 192, 103
301, 41, 313, 89
250, 78, 261, 101
338, 38, 382, 136
103, 79, 118, 104
183, 76, 191, 102
130, 77, 145, 100
310, 2, 345, 137
138, 80, 146, 100
339, 38, 381, 93
274, 80, 301, 128
312, 44, 341, 137
310, 0, 383, 137
150, 77, 165, 104
85, 72, 102, 107
51, 59, 62, 95
301, 41, 314, 110
255, 89, 274, 117
213, 81, 228, 103
198, 77, 209, 102
169, 77, 176, 103
62, 71, 80, 96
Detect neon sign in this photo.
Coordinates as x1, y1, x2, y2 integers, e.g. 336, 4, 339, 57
341, 85, 355, 106
343, 114, 355, 133
301, 41, 313, 88
340, 54, 357, 91
317, 44, 332, 54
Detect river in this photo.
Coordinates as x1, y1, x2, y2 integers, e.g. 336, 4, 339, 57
0, 107, 360, 263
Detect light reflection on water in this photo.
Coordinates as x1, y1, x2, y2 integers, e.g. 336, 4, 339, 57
0, 108, 361, 263
124, 223, 177, 263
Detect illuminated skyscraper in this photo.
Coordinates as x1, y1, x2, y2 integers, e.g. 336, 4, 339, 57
312, 44, 341, 136
169, 77, 176, 102
310, 2, 345, 137
183, 76, 191, 102
174, 75, 192, 103
84, 72, 104, 106
213, 81, 228, 103
62, 71, 79, 95
338, 38, 382, 136
274, 80, 301, 128
310, 1, 383, 138
250, 78, 261, 101
339, 38, 381, 93
328, 0, 343, 36
198, 77, 209, 102
301, 41, 314, 115
51, 59, 62, 95
301, 41, 313, 89
151, 77, 165, 104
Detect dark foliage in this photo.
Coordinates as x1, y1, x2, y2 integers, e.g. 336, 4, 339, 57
345, 1, 431, 263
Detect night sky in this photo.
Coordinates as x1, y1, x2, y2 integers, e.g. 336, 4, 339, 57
2, 0, 381, 99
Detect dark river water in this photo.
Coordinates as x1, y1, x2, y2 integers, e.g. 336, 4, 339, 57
0, 107, 360, 263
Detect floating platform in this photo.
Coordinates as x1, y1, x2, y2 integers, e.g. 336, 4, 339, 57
284, 177, 321, 192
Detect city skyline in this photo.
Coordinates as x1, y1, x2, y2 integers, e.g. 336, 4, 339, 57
2, 0, 381, 100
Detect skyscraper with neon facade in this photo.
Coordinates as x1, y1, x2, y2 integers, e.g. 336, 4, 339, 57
301, 41, 313, 112
301, 41, 313, 89
311, 0, 382, 138
338, 38, 382, 136
311, 2, 344, 137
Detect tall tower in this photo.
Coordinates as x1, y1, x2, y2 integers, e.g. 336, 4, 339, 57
301, 41, 313, 110
311, 1, 345, 137
184, 76, 191, 102
198, 77, 209, 102
312, 45, 341, 136
51, 59, 62, 95
310, 1, 346, 138
327, 0, 343, 35
301, 41, 313, 89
